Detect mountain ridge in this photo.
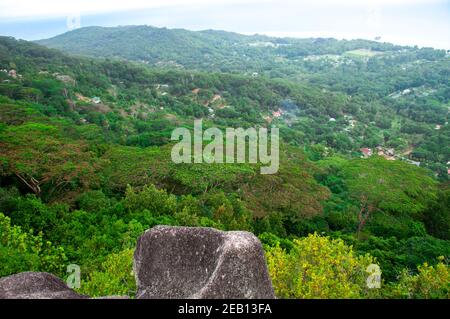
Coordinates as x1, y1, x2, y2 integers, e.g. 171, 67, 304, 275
35, 25, 406, 72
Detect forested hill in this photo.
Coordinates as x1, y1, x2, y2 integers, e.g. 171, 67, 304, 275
36, 25, 449, 98
34, 27, 450, 179
0, 34, 449, 298
4, 34, 450, 178
36, 25, 403, 71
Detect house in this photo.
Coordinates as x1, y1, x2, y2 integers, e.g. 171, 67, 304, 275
155, 84, 169, 89
360, 148, 372, 157
329, 117, 336, 122
272, 109, 283, 118
402, 88, 411, 95
8, 70, 17, 78
211, 94, 222, 103
91, 97, 101, 104
406, 159, 421, 167
386, 148, 395, 156
377, 148, 396, 160
377, 146, 395, 158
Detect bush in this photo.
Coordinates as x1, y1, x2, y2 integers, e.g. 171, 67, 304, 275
78, 249, 136, 297
124, 184, 176, 215
204, 192, 253, 231
367, 213, 427, 239
265, 233, 377, 298
348, 235, 450, 282
0, 213, 67, 277
386, 258, 449, 299
77, 190, 111, 212
6, 194, 69, 235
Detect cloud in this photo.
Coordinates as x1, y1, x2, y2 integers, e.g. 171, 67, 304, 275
0, 0, 260, 19
0, 0, 447, 20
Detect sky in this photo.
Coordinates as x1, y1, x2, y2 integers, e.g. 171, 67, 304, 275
0, 0, 449, 49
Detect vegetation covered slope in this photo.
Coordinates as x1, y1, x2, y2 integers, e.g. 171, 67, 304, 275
0, 34, 449, 298
36, 26, 450, 178
37, 25, 449, 101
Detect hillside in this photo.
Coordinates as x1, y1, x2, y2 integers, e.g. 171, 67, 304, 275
33, 28, 450, 178
36, 25, 394, 70
37, 25, 449, 99
0, 34, 449, 299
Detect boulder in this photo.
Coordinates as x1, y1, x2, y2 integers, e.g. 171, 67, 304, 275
134, 226, 275, 299
94, 295, 130, 299
0, 272, 88, 299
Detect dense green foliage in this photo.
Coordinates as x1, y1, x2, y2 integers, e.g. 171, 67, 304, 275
0, 30, 449, 299
36, 27, 450, 178
264, 233, 449, 299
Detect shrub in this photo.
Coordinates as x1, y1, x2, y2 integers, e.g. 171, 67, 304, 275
77, 190, 111, 212
0, 213, 67, 277
124, 184, 176, 215
78, 248, 136, 297
386, 258, 449, 299
265, 233, 377, 298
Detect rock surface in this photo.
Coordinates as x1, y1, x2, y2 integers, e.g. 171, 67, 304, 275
0, 272, 88, 299
94, 295, 130, 299
134, 225, 275, 299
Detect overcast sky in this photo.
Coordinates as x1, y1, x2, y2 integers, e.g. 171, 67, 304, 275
0, 0, 449, 49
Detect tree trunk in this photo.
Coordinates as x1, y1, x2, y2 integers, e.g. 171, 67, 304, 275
15, 172, 41, 194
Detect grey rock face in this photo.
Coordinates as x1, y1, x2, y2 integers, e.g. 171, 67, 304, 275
0, 272, 88, 299
94, 295, 130, 299
134, 225, 275, 299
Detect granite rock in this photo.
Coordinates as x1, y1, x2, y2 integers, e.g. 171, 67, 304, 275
0, 272, 88, 299
134, 226, 275, 299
